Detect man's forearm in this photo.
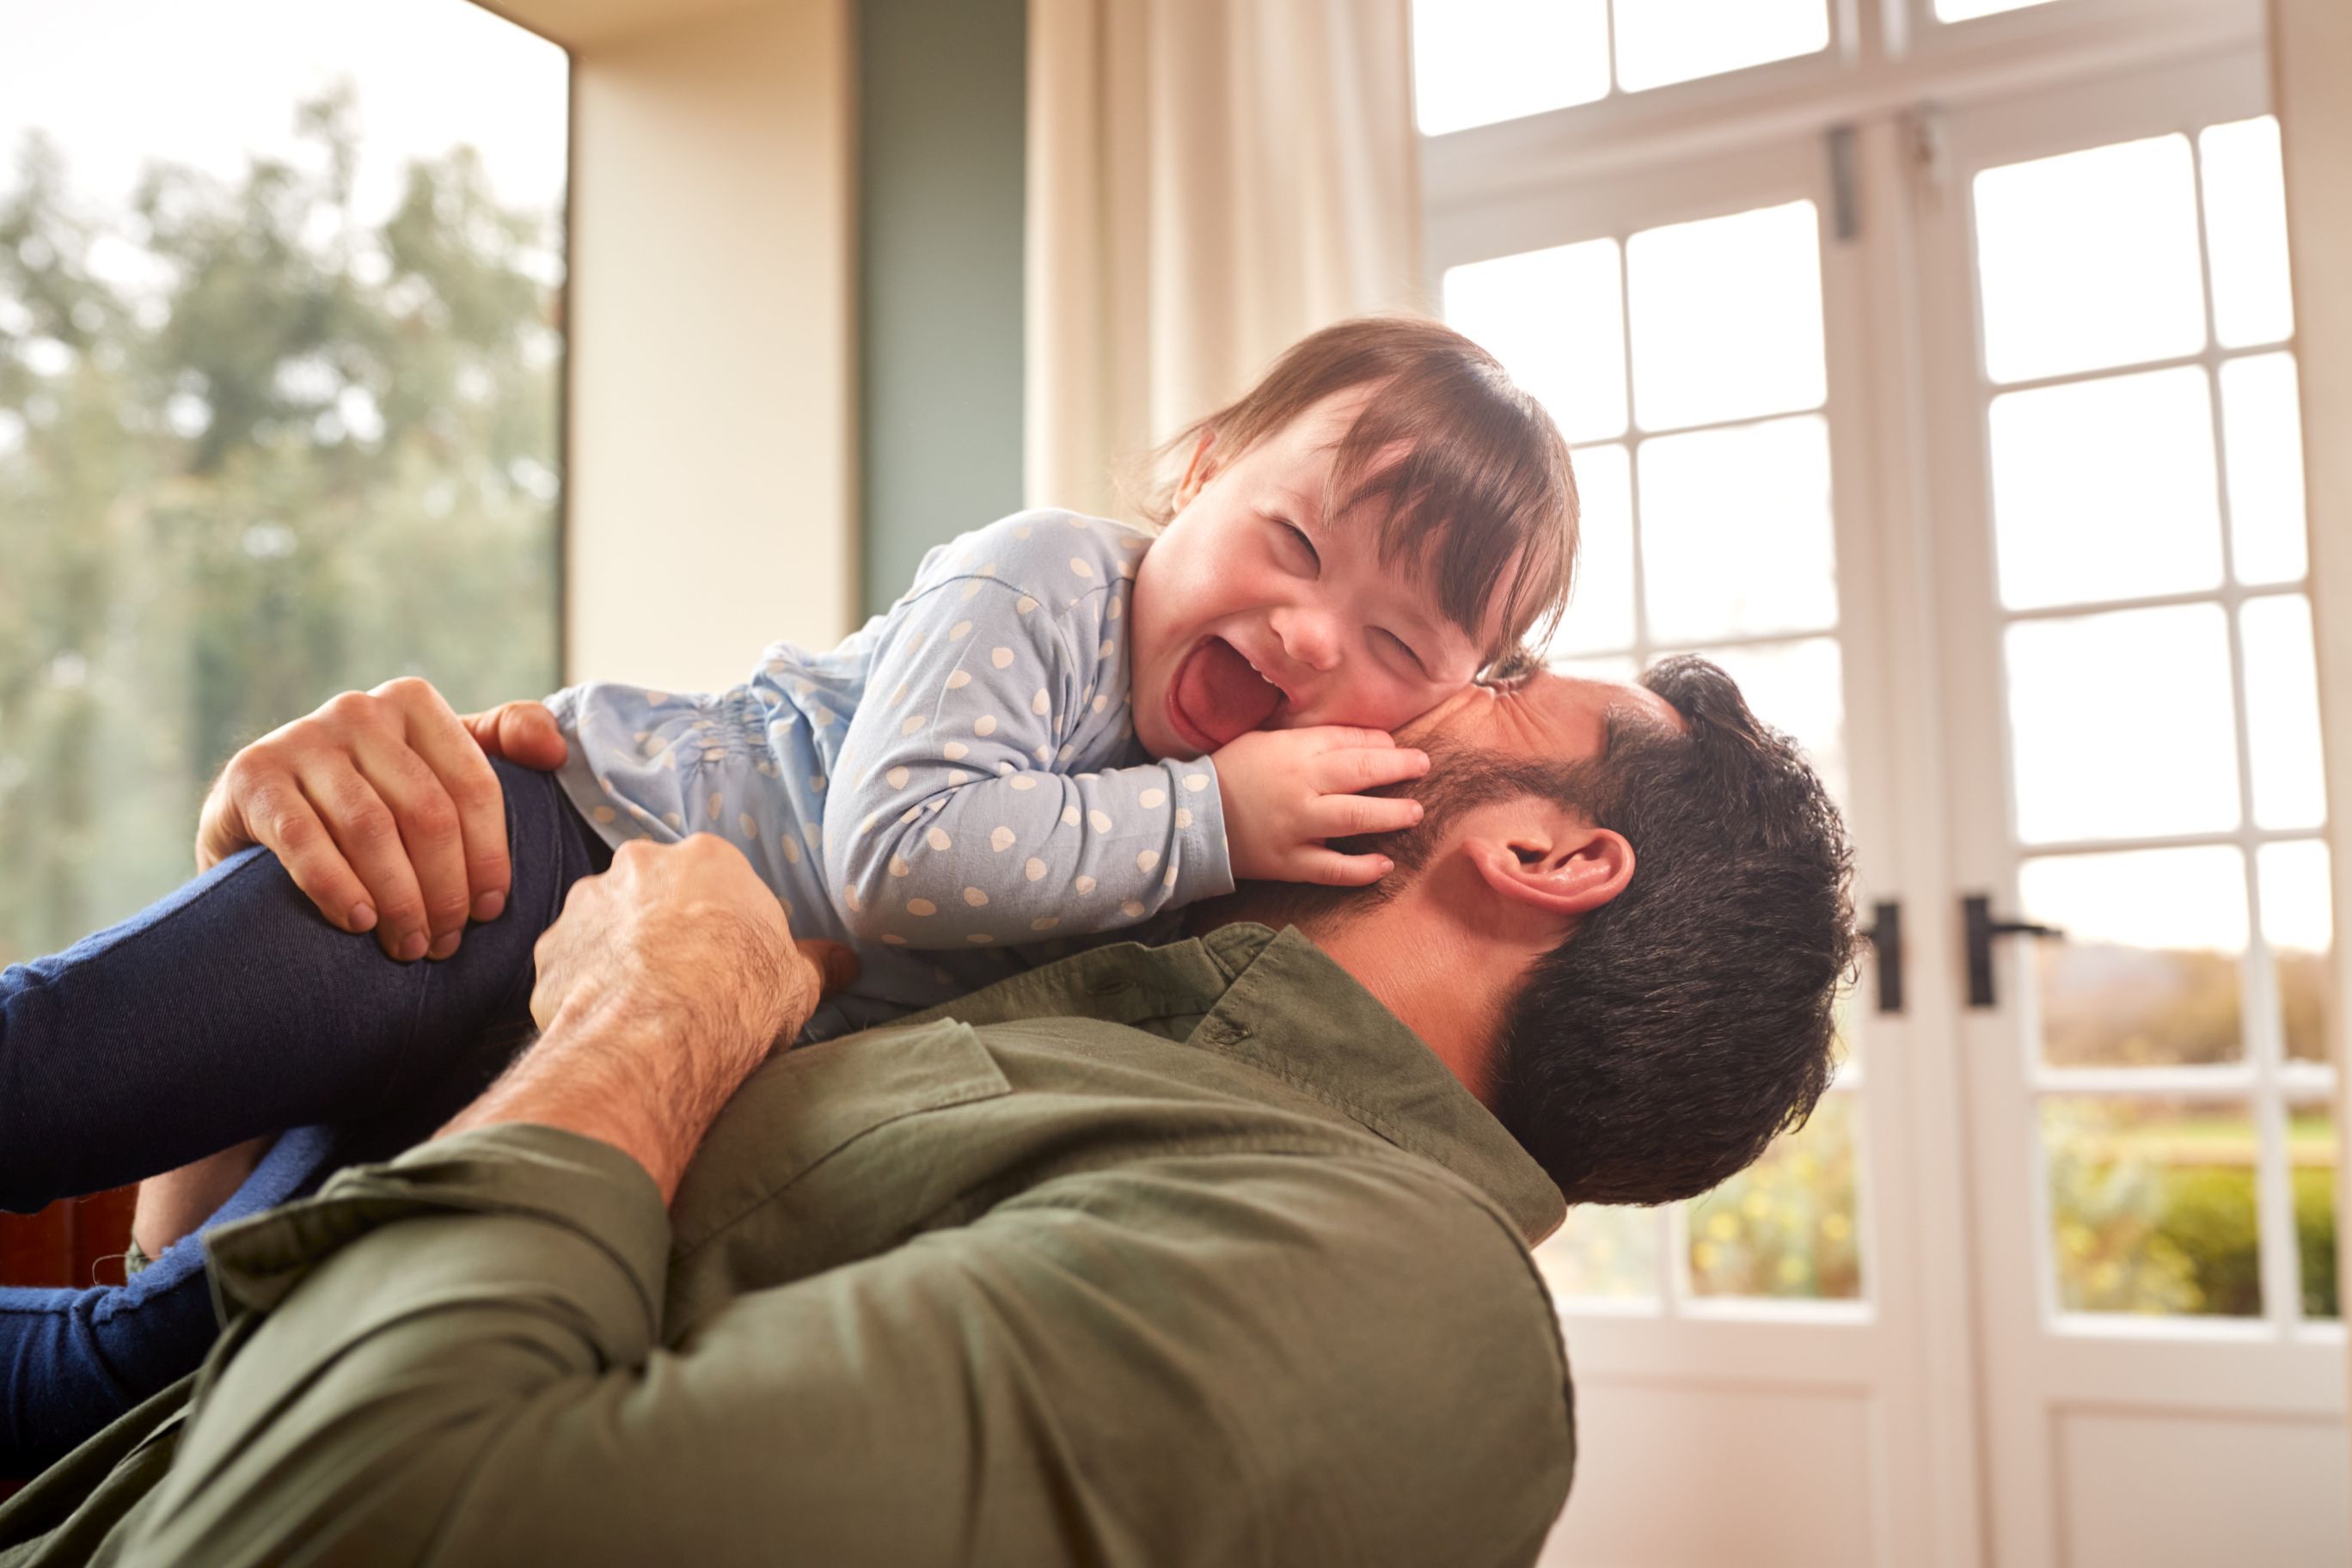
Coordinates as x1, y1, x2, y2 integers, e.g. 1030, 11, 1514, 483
440, 995, 724, 1204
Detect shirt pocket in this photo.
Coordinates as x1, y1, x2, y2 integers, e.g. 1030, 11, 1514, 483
665, 1017, 1012, 1259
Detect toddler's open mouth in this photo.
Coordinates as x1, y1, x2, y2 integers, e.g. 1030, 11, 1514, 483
1168, 635, 1285, 750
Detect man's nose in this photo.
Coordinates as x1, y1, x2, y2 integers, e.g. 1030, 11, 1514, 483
1269, 603, 1343, 675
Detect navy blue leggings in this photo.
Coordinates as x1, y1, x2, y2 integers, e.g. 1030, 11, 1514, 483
0, 758, 609, 1475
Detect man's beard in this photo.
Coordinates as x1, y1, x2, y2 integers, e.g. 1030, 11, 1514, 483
1208, 738, 1596, 940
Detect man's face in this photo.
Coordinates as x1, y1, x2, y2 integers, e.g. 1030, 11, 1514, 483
1216, 668, 1675, 932
1127, 387, 1494, 760
1394, 668, 1681, 774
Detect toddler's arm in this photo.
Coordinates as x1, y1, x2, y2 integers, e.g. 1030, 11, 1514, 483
824, 573, 1230, 948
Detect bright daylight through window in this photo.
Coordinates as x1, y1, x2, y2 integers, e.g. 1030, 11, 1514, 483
0, 2, 567, 966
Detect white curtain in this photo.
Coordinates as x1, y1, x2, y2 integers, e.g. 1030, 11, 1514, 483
1024, 0, 1424, 518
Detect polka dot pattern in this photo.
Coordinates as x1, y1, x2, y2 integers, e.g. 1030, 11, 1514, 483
557, 511, 1201, 1012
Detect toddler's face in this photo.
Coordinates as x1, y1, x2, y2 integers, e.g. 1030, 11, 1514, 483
1128, 388, 1504, 761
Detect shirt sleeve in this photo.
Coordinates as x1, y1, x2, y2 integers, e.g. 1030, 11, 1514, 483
108, 1125, 1575, 1568
822, 569, 1230, 951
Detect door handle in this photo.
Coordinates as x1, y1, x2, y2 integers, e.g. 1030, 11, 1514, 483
1857, 899, 1903, 1014
1963, 893, 2065, 1008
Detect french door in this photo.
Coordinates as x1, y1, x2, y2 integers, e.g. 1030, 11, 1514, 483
1426, 19, 2346, 1568
1920, 48, 2348, 1567
1436, 129, 1954, 1566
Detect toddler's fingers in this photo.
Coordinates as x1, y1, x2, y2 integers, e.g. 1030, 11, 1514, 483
297, 756, 434, 962
1289, 848, 1396, 887
1309, 793, 1424, 840
1313, 744, 1430, 794
1298, 726, 1398, 753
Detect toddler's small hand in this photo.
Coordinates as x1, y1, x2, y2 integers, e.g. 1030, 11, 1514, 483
1210, 727, 1430, 885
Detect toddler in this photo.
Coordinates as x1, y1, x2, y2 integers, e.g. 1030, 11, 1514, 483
0, 315, 1577, 1471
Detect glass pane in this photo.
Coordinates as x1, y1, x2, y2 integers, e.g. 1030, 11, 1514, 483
1411, 0, 1611, 135
1687, 1092, 1863, 1301
0, 5, 566, 971
2293, 1106, 2338, 1319
2020, 847, 2248, 1069
1611, 0, 1829, 93
1975, 136, 2207, 383
1627, 200, 1825, 432
1547, 443, 1634, 655
2241, 595, 2325, 830
2258, 841, 2334, 1065
2199, 117, 2295, 350
2044, 1097, 2263, 1318
1664, 636, 1848, 807
1536, 1205, 1659, 1301
1443, 239, 1627, 444
2006, 605, 2240, 842
1937, 0, 2058, 17
1554, 652, 1641, 683
2220, 353, 2309, 585
1988, 367, 2221, 609
1638, 414, 1836, 642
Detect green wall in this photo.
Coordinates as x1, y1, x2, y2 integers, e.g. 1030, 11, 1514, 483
857, 0, 1026, 622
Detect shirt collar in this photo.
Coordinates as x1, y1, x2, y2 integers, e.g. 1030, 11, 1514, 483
910, 923, 1565, 1245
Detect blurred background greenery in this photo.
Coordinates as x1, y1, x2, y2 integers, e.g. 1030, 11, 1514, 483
0, 89, 561, 966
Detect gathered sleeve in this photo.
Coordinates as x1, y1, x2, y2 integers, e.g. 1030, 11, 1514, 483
820, 557, 1230, 951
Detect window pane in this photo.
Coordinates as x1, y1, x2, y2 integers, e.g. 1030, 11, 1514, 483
1937, 0, 2059, 17
2294, 1106, 2338, 1319
1988, 367, 2221, 610
1412, 0, 1610, 136
2044, 1097, 2263, 1318
0, 5, 566, 968
2241, 595, 2325, 830
1537, 1205, 1659, 1302
1664, 636, 1848, 808
1687, 1092, 1863, 1301
2258, 841, 2334, 1065
1627, 200, 1825, 432
1612, 0, 1830, 94
1639, 414, 1837, 642
1547, 443, 1634, 655
1443, 239, 1627, 444
2220, 352, 2309, 585
2199, 117, 2295, 349
1553, 652, 1642, 683
2006, 606, 2240, 842
1975, 136, 2207, 383
2020, 847, 2248, 1069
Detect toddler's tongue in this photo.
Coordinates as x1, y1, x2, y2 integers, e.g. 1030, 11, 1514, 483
1175, 637, 1284, 748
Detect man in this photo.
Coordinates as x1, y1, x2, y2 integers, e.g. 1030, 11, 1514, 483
0, 656, 1852, 1566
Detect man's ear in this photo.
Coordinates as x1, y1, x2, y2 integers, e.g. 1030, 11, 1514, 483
1463, 824, 1635, 918
1173, 428, 1216, 510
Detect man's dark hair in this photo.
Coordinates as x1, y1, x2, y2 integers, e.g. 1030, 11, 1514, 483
1490, 655, 1856, 1204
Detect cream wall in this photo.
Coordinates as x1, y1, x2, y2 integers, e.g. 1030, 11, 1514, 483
492, 0, 858, 689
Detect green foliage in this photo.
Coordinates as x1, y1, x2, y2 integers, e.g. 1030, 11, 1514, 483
2045, 1103, 2341, 1320
1685, 1093, 1863, 1300
0, 89, 561, 964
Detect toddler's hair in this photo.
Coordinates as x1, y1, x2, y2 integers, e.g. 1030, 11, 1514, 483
1131, 315, 1578, 665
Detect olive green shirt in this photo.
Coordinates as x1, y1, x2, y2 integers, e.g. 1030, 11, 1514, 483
0, 925, 1574, 1566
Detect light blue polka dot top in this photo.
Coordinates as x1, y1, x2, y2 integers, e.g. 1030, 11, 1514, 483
543, 510, 1234, 1042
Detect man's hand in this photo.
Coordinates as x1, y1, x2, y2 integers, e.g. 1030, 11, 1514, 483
196, 678, 568, 962
443, 836, 857, 1201
1210, 726, 1430, 885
